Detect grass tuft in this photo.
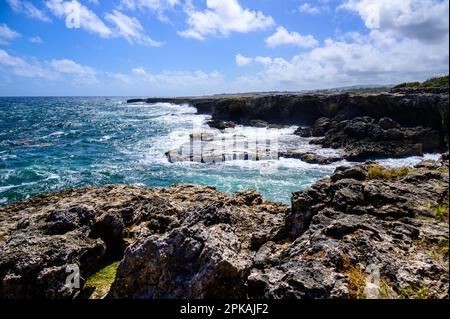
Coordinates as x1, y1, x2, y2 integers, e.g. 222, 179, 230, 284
398, 285, 432, 299
367, 165, 411, 180
432, 203, 449, 220
378, 278, 396, 299
341, 254, 367, 299
82, 260, 121, 299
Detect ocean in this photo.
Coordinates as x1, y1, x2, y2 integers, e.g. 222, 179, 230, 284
0, 97, 441, 205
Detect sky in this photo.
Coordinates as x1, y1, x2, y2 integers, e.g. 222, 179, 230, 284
0, 0, 449, 96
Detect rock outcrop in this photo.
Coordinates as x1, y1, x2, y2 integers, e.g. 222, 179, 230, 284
127, 92, 449, 150
0, 158, 448, 299
296, 116, 444, 160
250, 159, 449, 298
0, 185, 287, 299
129, 92, 448, 162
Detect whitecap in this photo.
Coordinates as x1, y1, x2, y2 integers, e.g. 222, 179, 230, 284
376, 153, 443, 168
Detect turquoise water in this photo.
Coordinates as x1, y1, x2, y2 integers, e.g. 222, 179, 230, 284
0, 97, 336, 205
0, 97, 439, 206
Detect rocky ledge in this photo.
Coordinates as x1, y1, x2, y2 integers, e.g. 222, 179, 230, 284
295, 116, 443, 160
0, 155, 448, 299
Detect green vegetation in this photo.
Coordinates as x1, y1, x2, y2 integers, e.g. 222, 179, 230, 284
82, 260, 121, 299
422, 75, 449, 88
341, 254, 367, 299
394, 75, 449, 89
394, 82, 421, 88
378, 279, 396, 299
367, 165, 411, 180
430, 239, 449, 262
398, 285, 432, 299
432, 203, 449, 219
416, 237, 449, 263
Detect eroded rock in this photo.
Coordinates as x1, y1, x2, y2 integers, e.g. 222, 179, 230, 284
0, 161, 448, 299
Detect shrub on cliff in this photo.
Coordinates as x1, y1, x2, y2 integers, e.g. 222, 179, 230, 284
394, 75, 449, 89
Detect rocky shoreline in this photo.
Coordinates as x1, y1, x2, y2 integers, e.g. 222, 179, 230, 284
0, 85, 448, 299
0, 155, 448, 299
129, 90, 448, 163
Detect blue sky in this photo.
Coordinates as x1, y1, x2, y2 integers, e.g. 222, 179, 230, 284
0, 0, 449, 96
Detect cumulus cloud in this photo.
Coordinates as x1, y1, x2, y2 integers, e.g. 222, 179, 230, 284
105, 10, 162, 46
50, 59, 96, 75
235, 54, 252, 67
6, 0, 51, 22
46, 1, 162, 46
179, 0, 274, 40
340, 0, 449, 44
46, 0, 113, 38
265, 26, 319, 48
0, 23, 21, 45
0, 49, 57, 80
50, 58, 98, 83
0, 49, 100, 84
235, 0, 449, 91
235, 30, 449, 91
0, 49, 223, 94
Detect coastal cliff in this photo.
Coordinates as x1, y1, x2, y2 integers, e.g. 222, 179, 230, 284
129, 90, 449, 162
0, 156, 448, 299
128, 91, 449, 140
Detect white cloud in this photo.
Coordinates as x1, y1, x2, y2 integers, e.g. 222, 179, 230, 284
130, 67, 223, 86
105, 10, 162, 46
0, 49, 223, 94
265, 26, 318, 48
235, 54, 252, 67
106, 66, 225, 95
179, 0, 274, 40
120, 0, 179, 11
235, 54, 273, 67
235, 0, 449, 91
340, 0, 449, 44
0, 23, 21, 44
29, 36, 43, 44
50, 59, 96, 75
0, 50, 100, 85
235, 30, 449, 91
298, 3, 321, 15
46, 1, 162, 46
6, 0, 51, 22
50, 58, 98, 83
0, 49, 57, 80
254, 56, 272, 65
119, 0, 179, 22
46, 0, 113, 38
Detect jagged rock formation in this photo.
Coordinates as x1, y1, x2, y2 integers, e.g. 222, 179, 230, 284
250, 158, 449, 298
296, 116, 443, 160
0, 157, 448, 299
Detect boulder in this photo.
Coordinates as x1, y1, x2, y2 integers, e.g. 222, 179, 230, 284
207, 120, 236, 130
